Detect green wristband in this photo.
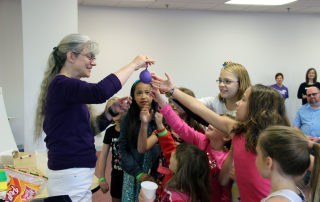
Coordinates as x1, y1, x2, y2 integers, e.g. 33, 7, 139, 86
165, 88, 175, 97
99, 177, 106, 182
136, 172, 143, 180
157, 129, 168, 137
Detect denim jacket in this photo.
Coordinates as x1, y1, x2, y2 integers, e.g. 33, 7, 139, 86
119, 114, 160, 178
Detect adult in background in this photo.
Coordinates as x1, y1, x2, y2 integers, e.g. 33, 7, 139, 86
293, 86, 320, 187
297, 68, 320, 105
34, 33, 154, 202
270, 73, 289, 99
293, 86, 320, 142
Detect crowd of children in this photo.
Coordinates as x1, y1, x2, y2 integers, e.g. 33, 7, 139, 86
96, 62, 320, 202
35, 33, 319, 202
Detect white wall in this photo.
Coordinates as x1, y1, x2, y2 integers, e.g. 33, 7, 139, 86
2, 3, 320, 149
0, 0, 24, 146
78, 7, 320, 147
21, 0, 78, 151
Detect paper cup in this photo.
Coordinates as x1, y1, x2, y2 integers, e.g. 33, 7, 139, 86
141, 181, 158, 199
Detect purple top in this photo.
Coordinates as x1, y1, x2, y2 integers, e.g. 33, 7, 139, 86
270, 84, 289, 99
44, 74, 122, 170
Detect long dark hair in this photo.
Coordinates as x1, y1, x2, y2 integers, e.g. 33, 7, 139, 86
126, 80, 158, 147
166, 143, 210, 202
233, 84, 290, 153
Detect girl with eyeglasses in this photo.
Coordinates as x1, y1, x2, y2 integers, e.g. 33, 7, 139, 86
151, 73, 290, 201
185, 62, 251, 201
199, 62, 251, 120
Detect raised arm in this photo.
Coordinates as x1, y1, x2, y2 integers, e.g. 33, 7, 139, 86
151, 73, 237, 134
114, 56, 155, 86
137, 104, 157, 153
90, 96, 132, 135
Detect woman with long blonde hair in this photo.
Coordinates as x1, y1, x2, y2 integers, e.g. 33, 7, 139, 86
34, 33, 154, 202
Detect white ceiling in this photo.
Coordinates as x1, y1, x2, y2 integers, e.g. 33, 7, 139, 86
78, 0, 320, 14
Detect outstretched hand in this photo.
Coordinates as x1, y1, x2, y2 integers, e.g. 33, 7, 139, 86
130, 56, 155, 70
112, 96, 132, 114
151, 72, 175, 94
150, 88, 166, 107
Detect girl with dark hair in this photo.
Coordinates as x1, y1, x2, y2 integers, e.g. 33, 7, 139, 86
118, 80, 160, 201
151, 72, 290, 202
137, 86, 205, 201
139, 141, 211, 202
138, 89, 232, 201
297, 68, 320, 105
257, 126, 320, 202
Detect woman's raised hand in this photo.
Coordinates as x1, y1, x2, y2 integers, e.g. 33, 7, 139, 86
130, 56, 155, 70
151, 72, 175, 94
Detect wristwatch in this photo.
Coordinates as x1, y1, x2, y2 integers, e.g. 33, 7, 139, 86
108, 106, 119, 117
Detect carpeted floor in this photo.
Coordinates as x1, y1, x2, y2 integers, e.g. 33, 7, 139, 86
92, 151, 112, 202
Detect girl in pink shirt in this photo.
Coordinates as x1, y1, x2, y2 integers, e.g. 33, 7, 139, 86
138, 113, 211, 202
152, 89, 232, 202
152, 73, 290, 202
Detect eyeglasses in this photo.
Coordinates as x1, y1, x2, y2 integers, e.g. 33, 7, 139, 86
216, 79, 239, 85
73, 52, 96, 62
307, 92, 319, 97
81, 53, 96, 62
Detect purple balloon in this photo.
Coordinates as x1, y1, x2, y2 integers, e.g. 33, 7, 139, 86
139, 68, 151, 83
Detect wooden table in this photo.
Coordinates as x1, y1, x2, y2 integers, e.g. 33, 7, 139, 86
13, 152, 100, 198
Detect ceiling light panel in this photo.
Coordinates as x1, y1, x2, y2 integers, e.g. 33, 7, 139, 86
225, 0, 298, 6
